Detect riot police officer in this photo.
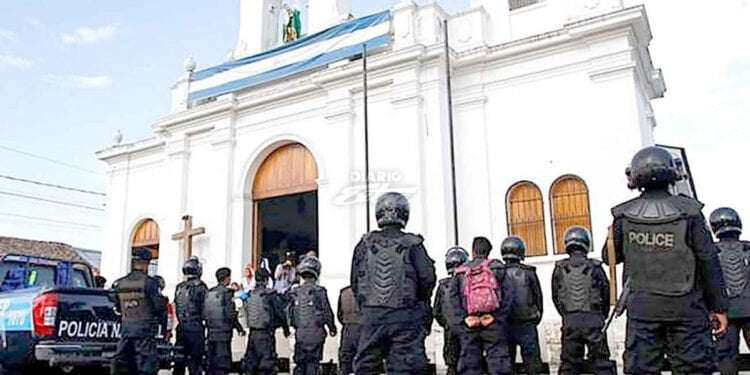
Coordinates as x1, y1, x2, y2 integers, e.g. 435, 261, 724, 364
174, 257, 208, 375
288, 256, 336, 375
434, 246, 469, 375
350, 192, 437, 374
337, 285, 361, 375
710, 207, 750, 375
204, 267, 246, 375
552, 227, 611, 375
110, 248, 165, 375
242, 267, 289, 375
603, 146, 728, 375
500, 236, 545, 375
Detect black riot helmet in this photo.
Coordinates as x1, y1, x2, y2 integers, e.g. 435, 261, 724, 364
500, 236, 527, 261
445, 246, 469, 273
710, 207, 743, 238
564, 226, 592, 254
626, 146, 681, 190
297, 256, 322, 279
182, 256, 203, 278
375, 192, 410, 228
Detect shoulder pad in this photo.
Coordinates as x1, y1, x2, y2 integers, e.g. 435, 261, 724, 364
519, 263, 536, 271
589, 259, 603, 267
615, 196, 692, 221
611, 196, 641, 217
317, 285, 328, 293
489, 259, 504, 270
399, 233, 424, 247
554, 259, 568, 268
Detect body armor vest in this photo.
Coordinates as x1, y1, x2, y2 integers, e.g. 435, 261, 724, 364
339, 288, 361, 325
175, 279, 204, 324
204, 286, 232, 332
557, 260, 600, 313
244, 289, 272, 329
717, 241, 750, 298
116, 272, 151, 324
358, 232, 419, 309
617, 196, 696, 296
505, 265, 540, 322
293, 284, 322, 329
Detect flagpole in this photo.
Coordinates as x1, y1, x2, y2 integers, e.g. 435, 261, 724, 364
363, 43, 371, 232
444, 19, 459, 247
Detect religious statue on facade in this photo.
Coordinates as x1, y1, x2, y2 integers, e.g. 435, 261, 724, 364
283, 5, 302, 43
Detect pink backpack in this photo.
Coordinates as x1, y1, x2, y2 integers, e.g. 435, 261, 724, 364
457, 259, 502, 315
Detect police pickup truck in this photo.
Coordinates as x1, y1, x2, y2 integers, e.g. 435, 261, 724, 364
0, 254, 178, 374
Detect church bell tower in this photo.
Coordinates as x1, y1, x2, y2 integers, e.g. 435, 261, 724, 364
235, 0, 283, 59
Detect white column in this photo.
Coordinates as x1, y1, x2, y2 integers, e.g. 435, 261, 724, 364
210, 113, 239, 279
308, 0, 351, 34
160, 135, 190, 291
471, 0, 511, 44
392, 0, 418, 50
235, 0, 282, 58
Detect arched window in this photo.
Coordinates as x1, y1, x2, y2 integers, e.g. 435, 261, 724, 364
131, 218, 160, 274
506, 181, 547, 257
550, 175, 592, 254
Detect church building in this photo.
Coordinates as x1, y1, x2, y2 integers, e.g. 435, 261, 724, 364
97, 0, 667, 367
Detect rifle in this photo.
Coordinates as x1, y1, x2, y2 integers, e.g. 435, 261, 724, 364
602, 280, 629, 334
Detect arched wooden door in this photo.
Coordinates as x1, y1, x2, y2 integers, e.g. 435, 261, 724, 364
550, 175, 592, 254
506, 182, 547, 257
131, 218, 160, 273
251, 143, 319, 270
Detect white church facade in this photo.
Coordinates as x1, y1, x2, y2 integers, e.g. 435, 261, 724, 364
98, 0, 667, 367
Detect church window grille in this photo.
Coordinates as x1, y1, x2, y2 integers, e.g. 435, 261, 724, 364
506, 181, 548, 257
550, 175, 592, 254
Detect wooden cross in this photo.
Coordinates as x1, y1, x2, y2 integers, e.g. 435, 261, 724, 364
172, 215, 205, 258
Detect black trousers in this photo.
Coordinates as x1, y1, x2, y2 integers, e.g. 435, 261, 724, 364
173, 325, 206, 375
244, 329, 278, 375
355, 321, 427, 375
624, 317, 714, 375
458, 321, 512, 375
716, 317, 750, 375
110, 337, 158, 375
507, 322, 544, 375
339, 323, 362, 375
442, 328, 460, 375
206, 339, 233, 375
294, 326, 326, 375
559, 323, 612, 375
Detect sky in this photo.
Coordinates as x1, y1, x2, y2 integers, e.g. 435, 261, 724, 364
0, 0, 747, 251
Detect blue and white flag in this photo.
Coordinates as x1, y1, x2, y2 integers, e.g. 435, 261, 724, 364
189, 11, 392, 103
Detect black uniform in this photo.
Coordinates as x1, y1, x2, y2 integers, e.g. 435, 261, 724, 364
503, 260, 545, 375
604, 191, 727, 374
350, 227, 437, 375
288, 282, 336, 375
448, 257, 513, 375
434, 277, 460, 375
338, 286, 362, 375
552, 253, 611, 375
715, 238, 750, 375
174, 277, 208, 375
242, 285, 289, 375
110, 270, 165, 375
204, 283, 244, 375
